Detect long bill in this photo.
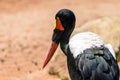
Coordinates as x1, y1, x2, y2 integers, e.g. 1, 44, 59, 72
42, 41, 58, 69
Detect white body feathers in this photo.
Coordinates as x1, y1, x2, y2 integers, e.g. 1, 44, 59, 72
69, 32, 116, 59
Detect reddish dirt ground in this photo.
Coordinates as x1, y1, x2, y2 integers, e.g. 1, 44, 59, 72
0, 0, 120, 80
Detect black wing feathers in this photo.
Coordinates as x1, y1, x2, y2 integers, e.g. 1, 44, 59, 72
76, 47, 119, 80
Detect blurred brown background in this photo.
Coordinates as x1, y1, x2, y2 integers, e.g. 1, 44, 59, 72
0, 0, 120, 80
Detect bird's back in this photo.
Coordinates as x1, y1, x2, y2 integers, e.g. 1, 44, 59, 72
75, 47, 119, 80
69, 32, 105, 58
68, 32, 119, 80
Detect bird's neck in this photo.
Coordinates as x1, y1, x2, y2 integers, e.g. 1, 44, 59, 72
60, 28, 74, 55
60, 40, 69, 56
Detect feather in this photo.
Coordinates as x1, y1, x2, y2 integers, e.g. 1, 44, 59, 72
74, 47, 119, 80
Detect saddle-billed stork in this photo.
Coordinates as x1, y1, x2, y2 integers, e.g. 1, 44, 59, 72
42, 9, 119, 80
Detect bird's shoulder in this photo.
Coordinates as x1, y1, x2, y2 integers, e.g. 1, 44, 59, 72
69, 32, 104, 58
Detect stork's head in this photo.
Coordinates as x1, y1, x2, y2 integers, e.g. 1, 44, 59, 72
53, 9, 76, 43
42, 9, 76, 68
